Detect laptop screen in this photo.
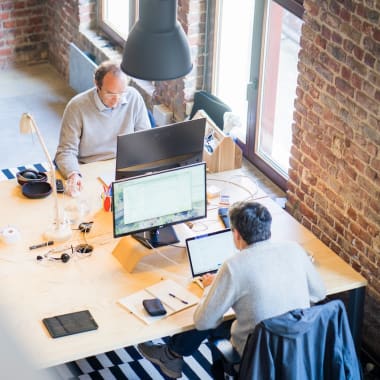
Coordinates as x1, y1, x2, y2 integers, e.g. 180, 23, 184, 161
185, 229, 235, 277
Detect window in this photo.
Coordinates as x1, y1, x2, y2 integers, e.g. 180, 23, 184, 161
98, 0, 137, 46
212, 0, 303, 190
212, 0, 255, 141
255, 1, 303, 179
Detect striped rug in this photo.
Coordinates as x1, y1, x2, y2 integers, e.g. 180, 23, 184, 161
0, 162, 49, 181
52, 337, 214, 379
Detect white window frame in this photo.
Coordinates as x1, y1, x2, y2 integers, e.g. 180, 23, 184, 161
98, 0, 138, 46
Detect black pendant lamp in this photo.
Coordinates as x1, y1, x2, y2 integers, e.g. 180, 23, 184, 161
121, 0, 193, 81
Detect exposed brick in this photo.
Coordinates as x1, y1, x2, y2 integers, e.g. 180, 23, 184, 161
14, 1, 26, 10
364, 52, 376, 68
335, 77, 355, 97
351, 72, 362, 89
374, 27, 380, 42
340, 7, 351, 22
356, 91, 378, 115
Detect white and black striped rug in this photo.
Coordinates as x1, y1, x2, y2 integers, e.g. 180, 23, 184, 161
52, 337, 213, 380
0, 162, 49, 181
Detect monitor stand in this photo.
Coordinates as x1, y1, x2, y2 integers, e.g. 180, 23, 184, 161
132, 226, 179, 249
112, 227, 179, 272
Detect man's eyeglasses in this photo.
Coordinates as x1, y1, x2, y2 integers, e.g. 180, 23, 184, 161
100, 89, 127, 100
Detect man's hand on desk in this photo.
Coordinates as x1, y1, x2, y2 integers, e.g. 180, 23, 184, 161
65, 172, 83, 197
201, 273, 216, 287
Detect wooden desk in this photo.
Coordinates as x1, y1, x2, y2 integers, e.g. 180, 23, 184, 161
0, 160, 366, 368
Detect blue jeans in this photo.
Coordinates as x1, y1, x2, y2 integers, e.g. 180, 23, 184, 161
167, 319, 232, 361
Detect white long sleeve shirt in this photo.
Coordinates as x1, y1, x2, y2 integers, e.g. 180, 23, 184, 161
55, 86, 151, 178
194, 239, 326, 356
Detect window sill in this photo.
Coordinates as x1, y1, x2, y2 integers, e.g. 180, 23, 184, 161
79, 28, 155, 98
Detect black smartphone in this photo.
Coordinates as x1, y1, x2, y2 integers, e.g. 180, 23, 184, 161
218, 207, 230, 229
56, 179, 65, 193
42, 310, 98, 338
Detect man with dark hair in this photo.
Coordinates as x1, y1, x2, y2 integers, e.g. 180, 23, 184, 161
138, 201, 326, 379
55, 60, 151, 196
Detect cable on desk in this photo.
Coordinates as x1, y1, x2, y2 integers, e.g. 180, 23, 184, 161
207, 176, 259, 200
86, 232, 114, 246
191, 221, 210, 233
143, 239, 182, 267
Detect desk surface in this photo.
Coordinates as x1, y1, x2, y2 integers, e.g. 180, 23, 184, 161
0, 160, 366, 368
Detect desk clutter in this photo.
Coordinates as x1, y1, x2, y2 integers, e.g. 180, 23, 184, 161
192, 109, 243, 173
0, 158, 367, 374
16, 168, 53, 198
118, 279, 199, 325
0, 226, 21, 244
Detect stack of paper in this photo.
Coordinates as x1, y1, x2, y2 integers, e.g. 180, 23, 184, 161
118, 279, 200, 324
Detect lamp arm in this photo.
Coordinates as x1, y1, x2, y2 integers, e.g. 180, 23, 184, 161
28, 115, 61, 227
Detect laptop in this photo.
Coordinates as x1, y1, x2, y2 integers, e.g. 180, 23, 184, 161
185, 229, 235, 277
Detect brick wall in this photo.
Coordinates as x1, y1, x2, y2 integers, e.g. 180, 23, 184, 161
287, 0, 380, 357
46, 0, 96, 81
149, 0, 206, 120
0, 0, 48, 68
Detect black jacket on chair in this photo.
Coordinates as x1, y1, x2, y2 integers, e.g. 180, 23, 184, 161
239, 300, 362, 380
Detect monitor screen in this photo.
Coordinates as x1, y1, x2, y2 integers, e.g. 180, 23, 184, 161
112, 162, 207, 248
115, 118, 206, 180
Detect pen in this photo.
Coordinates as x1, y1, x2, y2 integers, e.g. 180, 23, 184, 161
169, 293, 188, 305
29, 241, 54, 250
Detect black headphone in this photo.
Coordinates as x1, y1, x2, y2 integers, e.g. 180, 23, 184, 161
16, 169, 47, 186
36, 243, 93, 263
36, 252, 71, 263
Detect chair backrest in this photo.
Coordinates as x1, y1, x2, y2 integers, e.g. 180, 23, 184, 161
189, 91, 231, 131
238, 300, 362, 380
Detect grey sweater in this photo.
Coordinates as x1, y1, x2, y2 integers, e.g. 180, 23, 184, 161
55, 87, 151, 178
193, 239, 326, 356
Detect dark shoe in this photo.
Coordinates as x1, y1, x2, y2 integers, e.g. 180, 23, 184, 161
138, 342, 184, 379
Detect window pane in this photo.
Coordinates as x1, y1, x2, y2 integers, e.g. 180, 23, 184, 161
257, 1, 302, 176
214, 0, 255, 142
102, 0, 131, 40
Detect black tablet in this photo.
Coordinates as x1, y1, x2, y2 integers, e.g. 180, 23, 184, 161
42, 310, 98, 338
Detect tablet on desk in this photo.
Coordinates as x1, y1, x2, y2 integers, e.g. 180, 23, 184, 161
185, 229, 235, 277
42, 310, 98, 338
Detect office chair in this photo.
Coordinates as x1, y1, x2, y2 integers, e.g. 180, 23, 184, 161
210, 299, 362, 380
189, 90, 231, 131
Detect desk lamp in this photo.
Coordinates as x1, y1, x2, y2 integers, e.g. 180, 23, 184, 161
121, 0, 192, 80
19, 113, 71, 241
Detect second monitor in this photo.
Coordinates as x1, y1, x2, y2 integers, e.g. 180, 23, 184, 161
115, 118, 206, 180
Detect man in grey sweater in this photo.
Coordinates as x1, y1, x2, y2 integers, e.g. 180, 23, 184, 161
55, 60, 151, 196
138, 201, 326, 379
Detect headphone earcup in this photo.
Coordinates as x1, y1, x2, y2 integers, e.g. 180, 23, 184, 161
17, 170, 48, 186
22, 170, 39, 179
60, 253, 71, 263
36, 252, 71, 263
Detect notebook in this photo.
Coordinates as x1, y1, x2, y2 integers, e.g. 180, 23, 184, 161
185, 229, 235, 277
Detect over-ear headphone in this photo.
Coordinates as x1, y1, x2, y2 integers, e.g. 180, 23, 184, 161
36, 252, 71, 263
16, 169, 47, 186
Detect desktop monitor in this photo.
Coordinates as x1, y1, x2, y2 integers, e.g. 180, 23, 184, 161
112, 162, 207, 248
115, 118, 206, 180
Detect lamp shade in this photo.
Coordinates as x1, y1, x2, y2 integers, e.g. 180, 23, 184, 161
121, 0, 192, 81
